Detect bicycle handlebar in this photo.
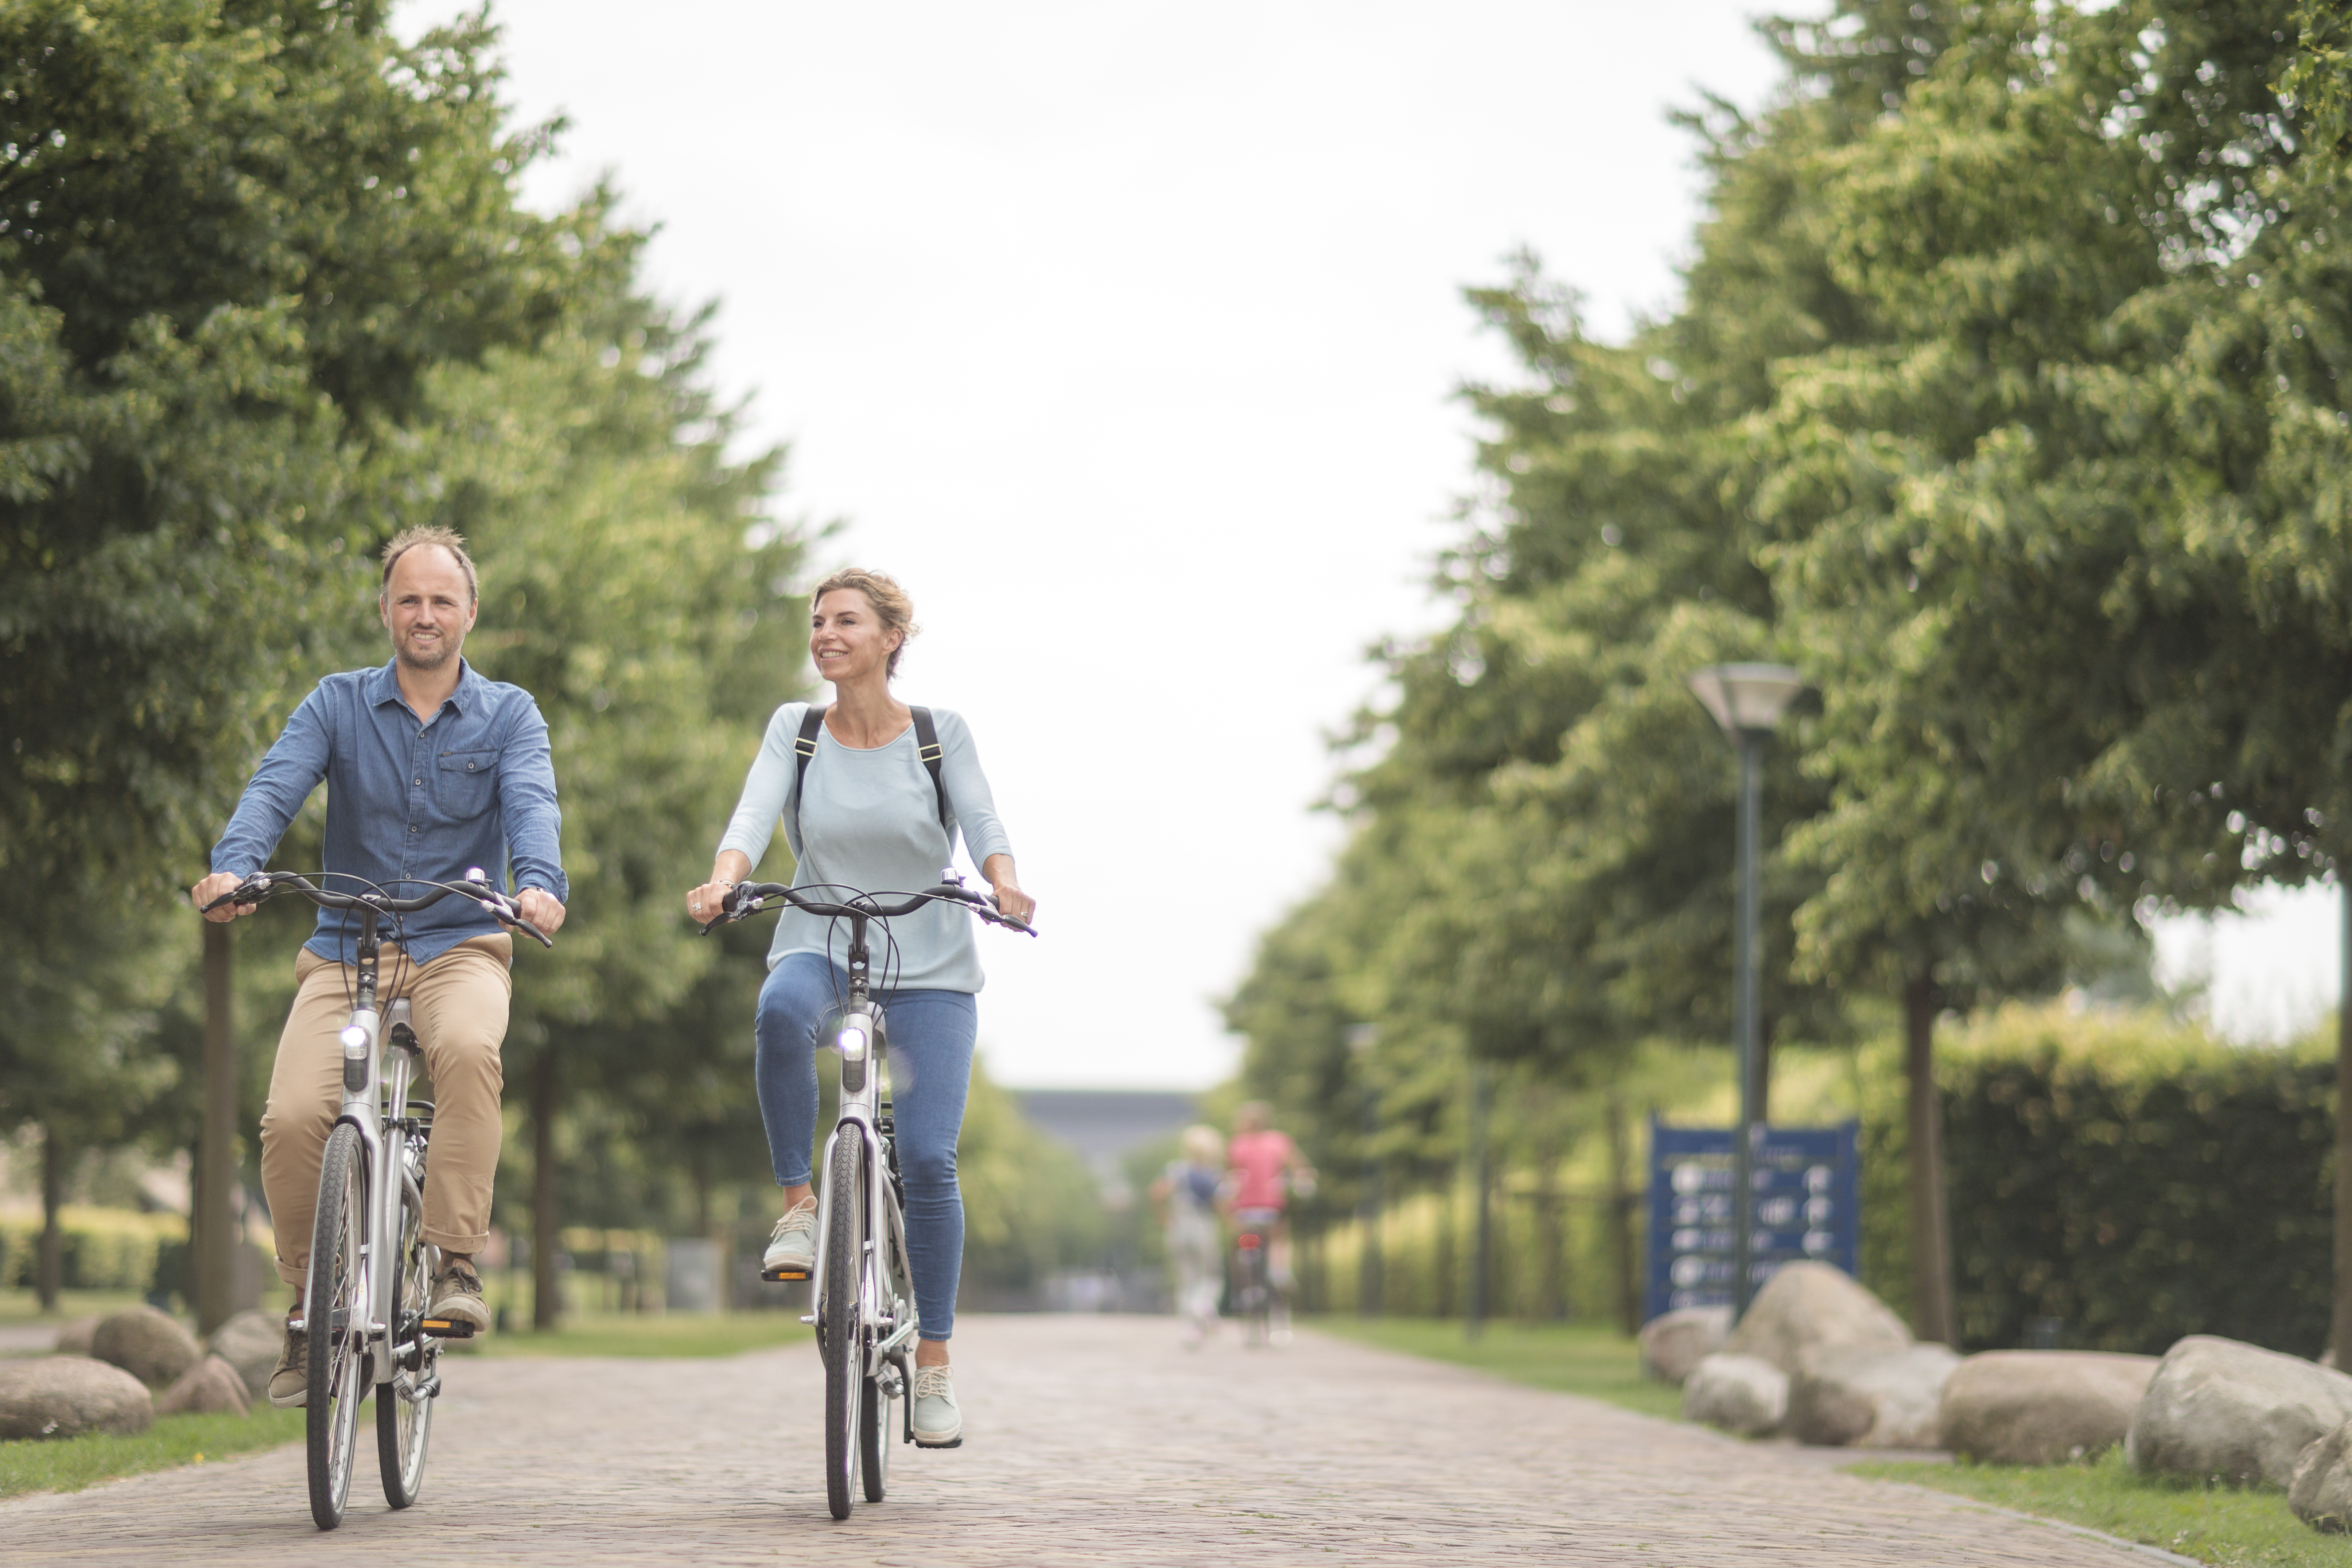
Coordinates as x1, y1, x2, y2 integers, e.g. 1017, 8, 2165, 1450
202, 870, 555, 948
699, 880, 1035, 939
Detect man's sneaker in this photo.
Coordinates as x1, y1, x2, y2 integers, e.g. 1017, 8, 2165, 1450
429, 1260, 491, 1334
910, 1363, 962, 1447
761, 1197, 819, 1279
268, 1320, 307, 1409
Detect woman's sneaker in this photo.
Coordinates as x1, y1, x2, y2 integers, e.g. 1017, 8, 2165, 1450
761, 1197, 819, 1280
910, 1363, 962, 1447
268, 1320, 307, 1408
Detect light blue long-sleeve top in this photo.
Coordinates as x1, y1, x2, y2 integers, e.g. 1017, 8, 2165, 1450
717, 703, 1013, 992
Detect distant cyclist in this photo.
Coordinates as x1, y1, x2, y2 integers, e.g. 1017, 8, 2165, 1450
1150, 1125, 1226, 1346
191, 527, 568, 1404
1224, 1101, 1314, 1339
685, 568, 1031, 1448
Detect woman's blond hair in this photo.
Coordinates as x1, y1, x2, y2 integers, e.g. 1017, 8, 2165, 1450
810, 568, 919, 677
1181, 1125, 1225, 1168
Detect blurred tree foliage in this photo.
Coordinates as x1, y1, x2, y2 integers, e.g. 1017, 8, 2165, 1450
1231, 0, 2352, 1337
0, 0, 1089, 1323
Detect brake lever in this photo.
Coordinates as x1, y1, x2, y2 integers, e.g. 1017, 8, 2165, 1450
201, 873, 273, 914
699, 882, 763, 935
462, 877, 556, 949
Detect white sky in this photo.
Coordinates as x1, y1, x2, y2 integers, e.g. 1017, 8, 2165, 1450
392, 1, 2337, 1085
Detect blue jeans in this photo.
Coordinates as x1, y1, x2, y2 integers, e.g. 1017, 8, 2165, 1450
755, 952, 977, 1341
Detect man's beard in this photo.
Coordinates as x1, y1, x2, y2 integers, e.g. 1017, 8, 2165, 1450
397, 631, 460, 672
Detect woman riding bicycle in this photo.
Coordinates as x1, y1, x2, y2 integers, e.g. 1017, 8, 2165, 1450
685, 568, 1032, 1449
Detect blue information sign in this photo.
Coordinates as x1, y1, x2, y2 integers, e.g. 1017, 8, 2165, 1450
1645, 1120, 1860, 1322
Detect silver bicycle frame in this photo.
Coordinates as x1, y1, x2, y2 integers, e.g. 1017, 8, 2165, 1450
805, 1002, 920, 1379
318, 995, 428, 1387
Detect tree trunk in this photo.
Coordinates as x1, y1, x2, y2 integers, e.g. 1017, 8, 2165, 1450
2334, 882, 2352, 1365
1433, 1176, 1458, 1320
690, 1142, 712, 1240
1607, 1092, 1640, 1335
531, 1046, 561, 1331
1905, 973, 1957, 1346
1536, 1144, 1567, 1323
37, 1124, 66, 1311
1468, 1062, 1492, 1339
197, 918, 236, 1335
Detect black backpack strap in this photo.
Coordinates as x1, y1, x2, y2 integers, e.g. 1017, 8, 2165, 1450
792, 703, 950, 841
908, 707, 951, 833
790, 704, 828, 843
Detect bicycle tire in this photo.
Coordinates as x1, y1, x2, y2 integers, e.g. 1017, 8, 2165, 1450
821, 1131, 865, 1521
305, 1122, 368, 1530
860, 1363, 892, 1502
377, 1177, 433, 1508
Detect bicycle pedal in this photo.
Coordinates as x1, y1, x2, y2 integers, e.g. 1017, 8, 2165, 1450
762, 1266, 810, 1282
420, 1318, 476, 1338
912, 1436, 963, 1450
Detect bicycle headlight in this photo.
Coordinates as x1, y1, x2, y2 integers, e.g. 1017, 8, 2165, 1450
837, 1025, 868, 1062
339, 1025, 369, 1053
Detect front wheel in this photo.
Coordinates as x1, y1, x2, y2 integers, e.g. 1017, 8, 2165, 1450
820, 1131, 866, 1521
305, 1123, 368, 1530
378, 1175, 435, 1508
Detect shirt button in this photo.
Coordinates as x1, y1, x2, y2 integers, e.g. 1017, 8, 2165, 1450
414, 778, 423, 786
408, 825, 419, 834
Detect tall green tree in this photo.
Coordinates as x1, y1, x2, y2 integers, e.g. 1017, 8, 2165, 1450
0, 0, 592, 1277
1751, 0, 2352, 1338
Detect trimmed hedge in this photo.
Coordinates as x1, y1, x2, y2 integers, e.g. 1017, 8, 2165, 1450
1933, 1007, 2334, 1357
0, 1206, 187, 1293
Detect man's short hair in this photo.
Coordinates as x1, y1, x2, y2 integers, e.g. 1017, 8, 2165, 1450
380, 526, 479, 604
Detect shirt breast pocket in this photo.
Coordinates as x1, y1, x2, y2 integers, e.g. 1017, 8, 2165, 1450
436, 750, 498, 821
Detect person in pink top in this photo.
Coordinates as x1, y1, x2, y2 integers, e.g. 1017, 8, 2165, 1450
1224, 1101, 1315, 1338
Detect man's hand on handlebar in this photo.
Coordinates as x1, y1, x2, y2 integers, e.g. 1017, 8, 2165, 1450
515, 886, 566, 938
191, 871, 259, 922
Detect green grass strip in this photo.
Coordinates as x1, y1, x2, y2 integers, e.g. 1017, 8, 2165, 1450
1307, 1315, 1683, 1420
0, 1407, 304, 1499
1852, 1450, 2352, 1567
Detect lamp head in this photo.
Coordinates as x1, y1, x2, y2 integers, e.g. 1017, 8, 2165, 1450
1687, 663, 1805, 741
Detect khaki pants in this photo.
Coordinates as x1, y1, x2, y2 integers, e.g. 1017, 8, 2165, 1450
259, 935, 512, 1286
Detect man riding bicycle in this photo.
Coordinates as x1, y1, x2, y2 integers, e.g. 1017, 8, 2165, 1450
190, 527, 567, 1406
1225, 1100, 1313, 1339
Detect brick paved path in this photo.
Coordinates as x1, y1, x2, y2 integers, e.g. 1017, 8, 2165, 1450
8, 1315, 2169, 1566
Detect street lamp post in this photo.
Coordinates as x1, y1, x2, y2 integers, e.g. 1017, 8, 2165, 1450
1687, 662, 1804, 1320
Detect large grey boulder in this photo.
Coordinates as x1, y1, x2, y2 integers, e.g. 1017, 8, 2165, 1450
90, 1306, 201, 1389
207, 1308, 285, 1401
1789, 1343, 1961, 1448
155, 1354, 250, 1417
0, 1357, 153, 1439
1682, 1352, 1788, 1437
2127, 1335, 2352, 1487
52, 1315, 100, 1357
1723, 1261, 1912, 1380
2291, 1422, 2352, 1532
1641, 1306, 1733, 1385
1939, 1350, 2159, 1465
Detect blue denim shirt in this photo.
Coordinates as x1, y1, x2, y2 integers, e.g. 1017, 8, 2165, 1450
210, 658, 568, 966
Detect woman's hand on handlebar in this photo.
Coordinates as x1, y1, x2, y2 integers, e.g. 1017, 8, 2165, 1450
191, 871, 257, 922
686, 851, 751, 929
981, 853, 1035, 926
